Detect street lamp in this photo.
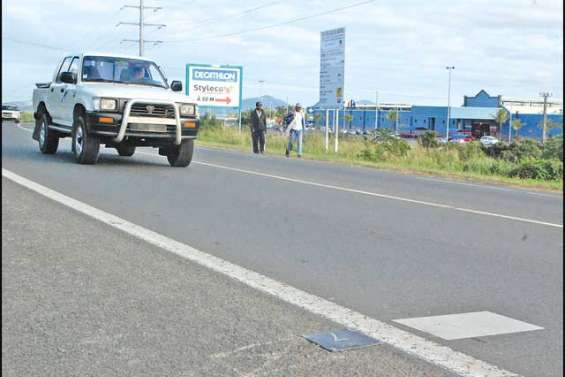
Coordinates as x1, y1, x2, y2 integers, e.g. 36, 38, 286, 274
445, 66, 455, 139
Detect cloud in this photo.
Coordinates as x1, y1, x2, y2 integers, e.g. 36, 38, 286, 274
2, 0, 563, 105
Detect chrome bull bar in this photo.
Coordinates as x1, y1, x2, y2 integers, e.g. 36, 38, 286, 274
114, 99, 182, 145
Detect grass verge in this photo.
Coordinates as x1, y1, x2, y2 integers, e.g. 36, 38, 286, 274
198, 126, 563, 192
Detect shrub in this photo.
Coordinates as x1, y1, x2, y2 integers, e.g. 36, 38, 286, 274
500, 139, 542, 163
482, 141, 509, 158
542, 136, 563, 161
383, 138, 410, 157
200, 113, 223, 129
457, 141, 484, 161
509, 159, 563, 180
418, 131, 439, 148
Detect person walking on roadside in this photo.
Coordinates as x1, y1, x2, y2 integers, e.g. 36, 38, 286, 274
285, 103, 305, 158
250, 101, 267, 154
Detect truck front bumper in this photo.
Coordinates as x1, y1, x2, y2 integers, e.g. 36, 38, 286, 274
85, 110, 199, 141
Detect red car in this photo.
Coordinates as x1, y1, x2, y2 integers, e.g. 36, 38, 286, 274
448, 134, 475, 143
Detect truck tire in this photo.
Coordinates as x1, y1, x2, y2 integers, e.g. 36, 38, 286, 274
116, 144, 136, 157
38, 112, 59, 154
166, 139, 194, 167
72, 114, 100, 164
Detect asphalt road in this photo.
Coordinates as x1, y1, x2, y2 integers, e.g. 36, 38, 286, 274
2, 122, 563, 377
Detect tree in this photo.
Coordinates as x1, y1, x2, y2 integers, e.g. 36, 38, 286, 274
372, 128, 396, 143
344, 113, 353, 129
313, 113, 322, 127
386, 110, 399, 132
545, 119, 563, 133
493, 108, 508, 135
511, 119, 523, 140
537, 119, 562, 143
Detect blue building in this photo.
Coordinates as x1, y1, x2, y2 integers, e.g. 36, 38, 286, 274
312, 90, 563, 140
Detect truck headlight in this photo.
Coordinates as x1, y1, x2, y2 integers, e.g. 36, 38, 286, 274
178, 103, 196, 116
93, 98, 118, 111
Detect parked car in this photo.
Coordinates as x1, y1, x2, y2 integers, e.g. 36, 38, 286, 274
436, 137, 448, 144
2, 105, 21, 123
449, 134, 474, 143
413, 127, 429, 137
32, 53, 199, 166
479, 135, 499, 147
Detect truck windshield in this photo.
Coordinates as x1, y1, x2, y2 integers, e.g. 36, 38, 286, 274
82, 56, 168, 88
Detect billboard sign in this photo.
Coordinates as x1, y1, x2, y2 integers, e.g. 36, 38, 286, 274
186, 64, 243, 108
319, 27, 345, 109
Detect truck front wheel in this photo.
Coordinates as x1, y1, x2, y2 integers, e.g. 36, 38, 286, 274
166, 139, 194, 167
38, 112, 59, 154
72, 115, 100, 164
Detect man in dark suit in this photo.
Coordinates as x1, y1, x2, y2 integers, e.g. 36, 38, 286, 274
250, 101, 267, 154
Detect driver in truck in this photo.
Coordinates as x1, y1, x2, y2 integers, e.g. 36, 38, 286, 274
130, 65, 145, 81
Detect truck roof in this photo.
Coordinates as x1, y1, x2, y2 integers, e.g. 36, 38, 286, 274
69, 52, 158, 62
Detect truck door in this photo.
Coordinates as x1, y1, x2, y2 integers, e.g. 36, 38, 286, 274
60, 56, 80, 127
48, 56, 72, 125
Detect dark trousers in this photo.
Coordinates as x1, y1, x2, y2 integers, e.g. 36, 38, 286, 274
251, 130, 265, 153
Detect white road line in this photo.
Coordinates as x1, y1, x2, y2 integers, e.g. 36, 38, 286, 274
14, 124, 563, 228
3, 168, 520, 377
393, 311, 543, 341
141, 151, 563, 229
188, 143, 562, 198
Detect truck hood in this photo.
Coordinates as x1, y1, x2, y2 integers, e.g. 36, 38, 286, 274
79, 83, 194, 103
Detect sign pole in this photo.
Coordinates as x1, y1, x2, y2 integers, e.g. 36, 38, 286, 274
325, 109, 329, 153
238, 108, 242, 134
334, 109, 339, 153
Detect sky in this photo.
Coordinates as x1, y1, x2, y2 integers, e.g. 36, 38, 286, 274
2, 0, 563, 107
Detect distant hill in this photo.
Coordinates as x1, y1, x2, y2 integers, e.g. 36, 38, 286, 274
242, 95, 287, 111
3, 100, 33, 111
355, 99, 375, 106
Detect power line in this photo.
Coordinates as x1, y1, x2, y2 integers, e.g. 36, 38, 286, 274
164, 0, 376, 44
188, 0, 282, 30
2, 37, 69, 52
117, 0, 166, 56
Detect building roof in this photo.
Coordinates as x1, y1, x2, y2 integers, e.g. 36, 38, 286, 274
449, 106, 500, 120
502, 99, 563, 115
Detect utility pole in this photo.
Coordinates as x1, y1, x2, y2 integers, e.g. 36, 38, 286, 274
446, 66, 455, 139
540, 92, 551, 143
118, 0, 166, 56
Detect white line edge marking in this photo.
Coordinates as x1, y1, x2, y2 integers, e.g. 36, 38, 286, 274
13, 123, 563, 228
187, 140, 562, 198
3, 168, 520, 377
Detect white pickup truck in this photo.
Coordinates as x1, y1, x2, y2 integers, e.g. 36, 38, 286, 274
32, 53, 199, 167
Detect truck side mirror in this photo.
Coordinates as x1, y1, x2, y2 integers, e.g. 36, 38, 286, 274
60, 72, 76, 84
171, 80, 182, 92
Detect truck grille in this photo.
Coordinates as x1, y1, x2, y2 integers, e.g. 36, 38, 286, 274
129, 103, 175, 118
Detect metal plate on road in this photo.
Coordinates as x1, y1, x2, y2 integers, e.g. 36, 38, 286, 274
129, 123, 167, 132
304, 329, 379, 352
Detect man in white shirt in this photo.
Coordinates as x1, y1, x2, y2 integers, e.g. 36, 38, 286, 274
285, 103, 305, 158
